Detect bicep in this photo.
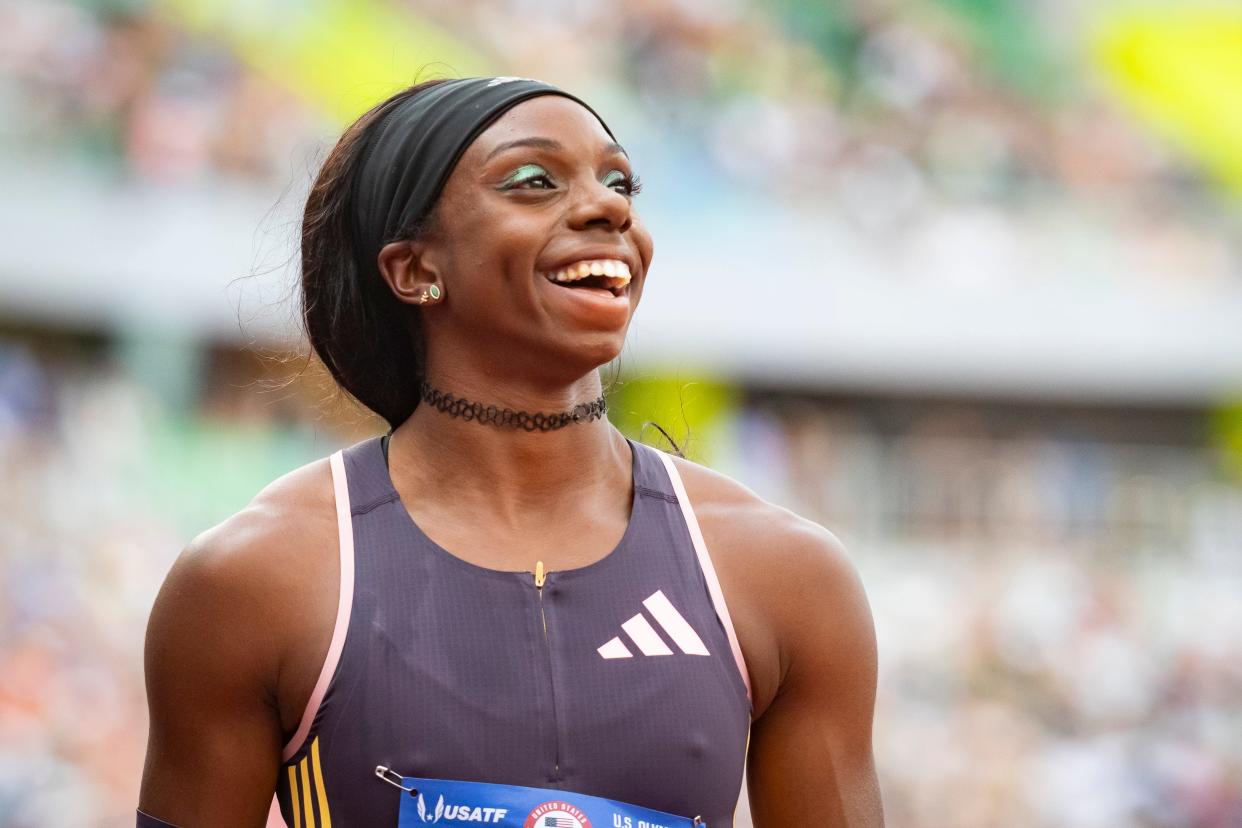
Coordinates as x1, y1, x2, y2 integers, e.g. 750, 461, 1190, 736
139, 540, 284, 827
745, 530, 884, 827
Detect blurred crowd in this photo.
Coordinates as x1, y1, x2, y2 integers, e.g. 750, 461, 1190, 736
3, 0, 1242, 825
0, 0, 1203, 197
3, 338, 1242, 826
0, 0, 321, 184
0, 338, 327, 826
727, 397, 1242, 827
869, 550, 1242, 828
1, 341, 173, 825
3, 0, 1240, 277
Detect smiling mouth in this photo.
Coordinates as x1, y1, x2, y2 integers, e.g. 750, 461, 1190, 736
538, 259, 632, 297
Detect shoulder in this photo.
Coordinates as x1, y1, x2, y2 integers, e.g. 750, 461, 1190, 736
666, 453, 872, 713
145, 455, 338, 697
165, 455, 336, 603
667, 452, 856, 590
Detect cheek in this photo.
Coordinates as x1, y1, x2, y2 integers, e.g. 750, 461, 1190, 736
450, 206, 547, 283
631, 219, 655, 271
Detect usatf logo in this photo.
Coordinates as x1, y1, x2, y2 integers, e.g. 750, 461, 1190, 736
416, 794, 443, 823
524, 800, 592, 828
415, 793, 509, 823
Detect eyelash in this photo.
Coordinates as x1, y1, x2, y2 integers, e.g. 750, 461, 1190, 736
614, 173, 643, 197
504, 168, 643, 197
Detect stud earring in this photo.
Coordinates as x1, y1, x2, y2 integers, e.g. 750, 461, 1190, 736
416, 284, 442, 304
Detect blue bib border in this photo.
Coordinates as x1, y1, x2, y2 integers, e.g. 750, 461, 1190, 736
378, 770, 705, 828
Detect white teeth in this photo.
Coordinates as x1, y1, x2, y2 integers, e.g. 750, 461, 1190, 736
541, 259, 633, 290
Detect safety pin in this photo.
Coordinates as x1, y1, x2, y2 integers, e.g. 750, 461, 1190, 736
374, 765, 419, 797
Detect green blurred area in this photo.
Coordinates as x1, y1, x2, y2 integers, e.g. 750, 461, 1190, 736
763, 0, 1063, 99
140, 414, 321, 535
931, 0, 1062, 97
155, 0, 488, 122
607, 373, 739, 464
1211, 397, 1242, 482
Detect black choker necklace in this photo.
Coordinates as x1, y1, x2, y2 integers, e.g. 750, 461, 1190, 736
418, 381, 607, 432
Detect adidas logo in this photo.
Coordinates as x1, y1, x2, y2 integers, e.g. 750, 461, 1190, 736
597, 590, 710, 659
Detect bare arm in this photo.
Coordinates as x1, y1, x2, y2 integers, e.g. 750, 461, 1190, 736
139, 526, 286, 827
669, 455, 884, 826
746, 524, 883, 826
139, 459, 337, 827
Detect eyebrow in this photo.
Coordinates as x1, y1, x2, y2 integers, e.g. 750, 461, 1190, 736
484, 136, 628, 161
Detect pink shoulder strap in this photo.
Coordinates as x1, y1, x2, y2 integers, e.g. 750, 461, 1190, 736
655, 452, 752, 704
281, 450, 356, 762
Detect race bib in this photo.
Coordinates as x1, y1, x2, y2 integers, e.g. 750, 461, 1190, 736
377, 768, 705, 828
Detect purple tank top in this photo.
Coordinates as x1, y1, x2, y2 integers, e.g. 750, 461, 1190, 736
274, 434, 751, 827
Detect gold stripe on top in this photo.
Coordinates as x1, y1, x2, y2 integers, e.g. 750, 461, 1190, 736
288, 764, 302, 828
311, 737, 333, 828
300, 758, 316, 828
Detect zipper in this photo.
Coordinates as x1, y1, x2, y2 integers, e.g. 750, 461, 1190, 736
533, 560, 561, 779
535, 560, 547, 624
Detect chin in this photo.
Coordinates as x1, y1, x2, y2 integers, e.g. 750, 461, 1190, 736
551, 330, 628, 379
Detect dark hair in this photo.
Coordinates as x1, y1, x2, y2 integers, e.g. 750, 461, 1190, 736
300, 79, 448, 429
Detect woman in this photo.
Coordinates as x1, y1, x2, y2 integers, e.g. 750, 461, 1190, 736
138, 77, 883, 827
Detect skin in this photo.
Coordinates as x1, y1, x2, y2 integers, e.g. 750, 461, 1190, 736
140, 95, 883, 826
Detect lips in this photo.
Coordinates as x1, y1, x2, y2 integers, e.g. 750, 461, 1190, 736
537, 258, 632, 296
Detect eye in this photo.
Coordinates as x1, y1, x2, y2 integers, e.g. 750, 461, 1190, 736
502, 164, 555, 190
602, 169, 643, 197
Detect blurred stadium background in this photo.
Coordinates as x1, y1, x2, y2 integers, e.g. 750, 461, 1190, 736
3, 0, 1242, 825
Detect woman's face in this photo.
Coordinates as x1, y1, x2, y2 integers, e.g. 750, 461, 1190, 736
386, 95, 655, 386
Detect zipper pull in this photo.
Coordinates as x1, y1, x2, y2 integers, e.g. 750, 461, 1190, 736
534, 560, 546, 589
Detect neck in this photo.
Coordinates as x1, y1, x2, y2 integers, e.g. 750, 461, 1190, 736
388, 371, 630, 525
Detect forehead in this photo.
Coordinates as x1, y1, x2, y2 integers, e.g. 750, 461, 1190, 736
462, 95, 616, 163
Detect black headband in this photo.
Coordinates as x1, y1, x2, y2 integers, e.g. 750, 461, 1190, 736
351, 76, 616, 274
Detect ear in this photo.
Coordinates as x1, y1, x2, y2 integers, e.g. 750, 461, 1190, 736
377, 240, 444, 306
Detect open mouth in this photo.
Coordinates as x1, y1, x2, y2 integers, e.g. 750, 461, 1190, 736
538, 259, 632, 297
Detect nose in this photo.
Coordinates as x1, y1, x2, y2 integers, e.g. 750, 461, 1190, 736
567, 177, 633, 234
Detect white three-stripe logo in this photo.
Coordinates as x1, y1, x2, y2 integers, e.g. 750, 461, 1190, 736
597, 590, 710, 659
